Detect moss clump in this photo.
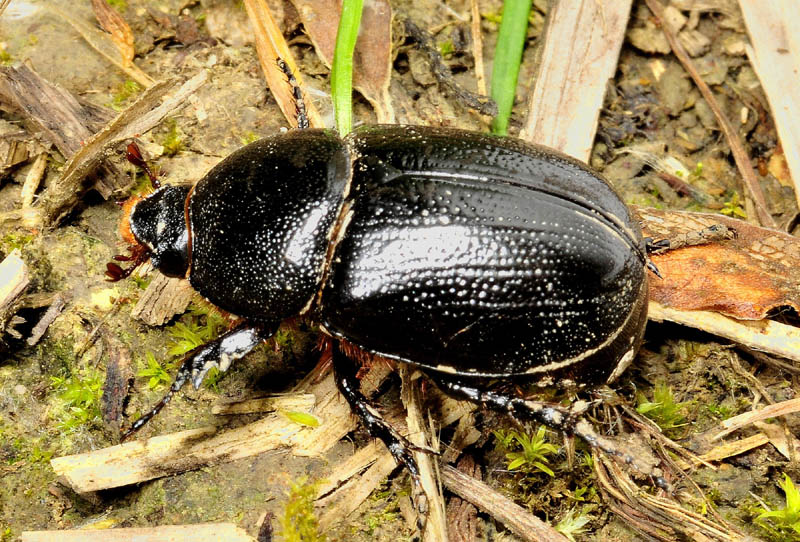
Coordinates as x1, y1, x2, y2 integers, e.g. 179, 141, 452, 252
112, 80, 141, 109
279, 478, 326, 542
635, 381, 689, 438
159, 118, 183, 156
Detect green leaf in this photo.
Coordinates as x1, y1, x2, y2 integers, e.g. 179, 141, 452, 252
331, 0, 364, 135
282, 411, 320, 428
490, 0, 533, 134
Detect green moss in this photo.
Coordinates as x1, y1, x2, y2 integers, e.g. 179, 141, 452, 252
720, 191, 747, 219
50, 368, 104, 431
705, 402, 733, 421
240, 131, 260, 145
160, 118, 183, 156
137, 351, 178, 390
106, 0, 128, 12
755, 474, 800, 542
112, 80, 142, 109
482, 10, 502, 24
635, 381, 689, 437
493, 426, 558, 477
279, 478, 326, 542
555, 506, 593, 541
131, 274, 152, 290
0, 49, 12, 66
0, 232, 33, 257
438, 40, 455, 58
37, 336, 75, 374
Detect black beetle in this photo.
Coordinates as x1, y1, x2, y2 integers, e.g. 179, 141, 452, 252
114, 122, 666, 521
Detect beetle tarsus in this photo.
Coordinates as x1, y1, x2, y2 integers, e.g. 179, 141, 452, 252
332, 344, 430, 534
276, 58, 309, 130
429, 374, 671, 489
121, 324, 272, 441
645, 223, 736, 255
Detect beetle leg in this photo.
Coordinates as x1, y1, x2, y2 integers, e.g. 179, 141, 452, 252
276, 59, 309, 130
429, 374, 669, 490
645, 223, 737, 255
121, 323, 275, 441
332, 344, 430, 532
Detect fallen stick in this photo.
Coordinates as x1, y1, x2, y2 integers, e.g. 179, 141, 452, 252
41, 71, 207, 226
441, 464, 569, 542
738, 0, 800, 210
401, 367, 447, 542
50, 363, 387, 493
20, 523, 255, 542
648, 302, 800, 363
712, 397, 800, 441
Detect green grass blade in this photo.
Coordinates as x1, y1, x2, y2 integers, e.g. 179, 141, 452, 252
491, 0, 532, 135
331, 0, 364, 135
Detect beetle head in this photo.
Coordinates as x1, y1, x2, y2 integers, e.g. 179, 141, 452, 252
118, 185, 191, 279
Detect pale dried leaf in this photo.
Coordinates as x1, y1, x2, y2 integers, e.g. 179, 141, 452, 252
91, 0, 135, 67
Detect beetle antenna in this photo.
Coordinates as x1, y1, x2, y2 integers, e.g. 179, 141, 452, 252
276, 58, 309, 130
106, 244, 149, 282
126, 141, 161, 189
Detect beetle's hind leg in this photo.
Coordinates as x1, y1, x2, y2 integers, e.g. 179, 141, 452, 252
429, 374, 669, 490
644, 223, 737, 277
121, 323, 276, 441
332, 344, 431, 532
276, 59, 309, 130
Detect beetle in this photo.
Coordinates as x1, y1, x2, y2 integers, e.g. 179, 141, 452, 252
111, 120, 671, 510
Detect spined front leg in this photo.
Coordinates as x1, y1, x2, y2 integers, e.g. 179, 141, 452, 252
429, 373, 668, 490
122, 322, 276, 440
331, 344, 430, 531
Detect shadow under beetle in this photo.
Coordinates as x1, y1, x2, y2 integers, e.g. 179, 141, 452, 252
112, 77, 700, 527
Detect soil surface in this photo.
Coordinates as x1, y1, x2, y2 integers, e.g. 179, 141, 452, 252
0, 1, 798, 541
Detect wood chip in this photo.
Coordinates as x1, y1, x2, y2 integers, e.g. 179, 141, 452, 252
21, 153, 48, 208
637, 207, 800, 320
101, 336, 133, 431
520, 0, 633, 161
316, 445, 397, 530
211, 393, 316, 415
26, 292, 67, 345
41, 71, 207, 226
648, 301, 800, 363
753, 421, 800, 461
20, 523, 256, 542
678, 433, 770, 468
51, 5, 153, 88
91, 0, 135, 67
0, 64, 125, 199
401, 367, 447, 542
130, 272, 194, 326
446, 456, 481, 542
0, 249, 29, 312
50, 363, 389, 494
